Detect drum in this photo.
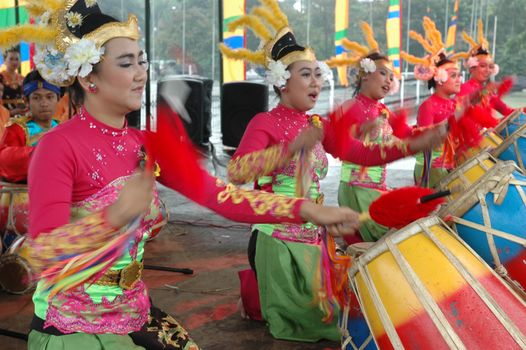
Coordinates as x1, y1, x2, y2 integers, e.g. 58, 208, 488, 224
491, 112, 526, 173
0, 182, 29, 249
341, 242, 377, 350
349, 216, 526, 349
0, 236, 34, 294
436, 151, 497, 201
495, 110, 526, 137
456, 130, 503, 166
438, 160, 526, 296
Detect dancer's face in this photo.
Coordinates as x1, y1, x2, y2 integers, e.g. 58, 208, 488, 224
471, 55, 493, 83
88, 38, 148, 114
360, 60, 394, 100
27, 88, 59, 122
5, 52, 20, 72
281, 60, 323, 112
437, 65, 462, 96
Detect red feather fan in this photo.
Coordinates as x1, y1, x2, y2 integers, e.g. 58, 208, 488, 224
497, 76, 514, 98
144, 103, 207, 201
368, 186, 446, 228
327, 102, 359, 159
388, 108, 414, 139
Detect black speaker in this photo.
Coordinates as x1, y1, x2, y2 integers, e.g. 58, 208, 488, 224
221, 82, 269, 148
157, 76, 213, 147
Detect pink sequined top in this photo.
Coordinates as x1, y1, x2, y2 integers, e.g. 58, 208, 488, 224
229, 104, 411, 242
459, 78, 514, 117
29, 108, 305, 238
417, 94, 457, 127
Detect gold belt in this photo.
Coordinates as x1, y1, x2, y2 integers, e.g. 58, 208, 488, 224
95, 260, 143, 290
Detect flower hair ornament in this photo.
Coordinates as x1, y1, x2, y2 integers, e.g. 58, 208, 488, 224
401, 16, 459, 83
0, 0, 139, 86
219, 0, 316, 88
325, 21, 398, 92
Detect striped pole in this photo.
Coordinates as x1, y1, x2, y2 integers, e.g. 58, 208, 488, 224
386, 0, 402, 78
221, 0, 246, 83
445, 0, 460, 55
334, 0, 349, 86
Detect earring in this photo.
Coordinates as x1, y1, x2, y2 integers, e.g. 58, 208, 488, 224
88, 83, 98, 93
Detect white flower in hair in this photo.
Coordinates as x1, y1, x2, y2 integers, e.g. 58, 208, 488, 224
34, 45, 69, 84
265, 59, 291, 87
389, 76, 400, 95
317, 61, 333, 83
65, 11, 83, 28
360, 58, 376, 74
466, 56, 479, 68
434, 67, 449, 85
491, 63, 500, 77
65, 39, 105, 77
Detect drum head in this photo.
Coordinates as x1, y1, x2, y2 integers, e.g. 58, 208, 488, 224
0, 254, 34, 294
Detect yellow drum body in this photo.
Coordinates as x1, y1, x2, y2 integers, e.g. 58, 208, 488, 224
350, 216, 526, 349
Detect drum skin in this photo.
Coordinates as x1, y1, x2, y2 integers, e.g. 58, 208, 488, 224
351, 218, 526, 350
0, 237, 34, 294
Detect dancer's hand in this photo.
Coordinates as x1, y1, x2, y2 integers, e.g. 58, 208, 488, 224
107, 170, 155, 227
408, 124, 447, 153
299, 202, 361, 236
288, 127, 323, 155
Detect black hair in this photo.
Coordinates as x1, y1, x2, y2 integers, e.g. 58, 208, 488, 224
65, 4, 119, 107
427, 52, 454, 90
353, 52, 389, 97
3, 46, 20, 60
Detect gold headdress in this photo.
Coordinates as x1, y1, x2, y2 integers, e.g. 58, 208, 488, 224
325, 21, 396, 90
452, 19, 494, 70
0, 0, 139, 86
219, 0, 316, 78
401, 16, 459, 82
325, 22, 381, 67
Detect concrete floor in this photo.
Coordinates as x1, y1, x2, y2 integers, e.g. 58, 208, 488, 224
0, 92, 524, 349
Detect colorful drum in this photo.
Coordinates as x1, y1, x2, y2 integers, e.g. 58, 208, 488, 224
341, 242, 377, 350
0, 236, 34, 294
438, 160, 526, 296
0, 182, 29, 249
456, 130, 503, 166
349, 216, 526, 349
436, 151, 497, 201
495, 110, 526, 137
491, 113, 526, 173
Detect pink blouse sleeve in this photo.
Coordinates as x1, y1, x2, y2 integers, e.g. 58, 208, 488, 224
322, 117, 411, 166
159, 165, 304, 224
28, 131, 77, 238
227, 113, 290, 184
417, 100, 435, 127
